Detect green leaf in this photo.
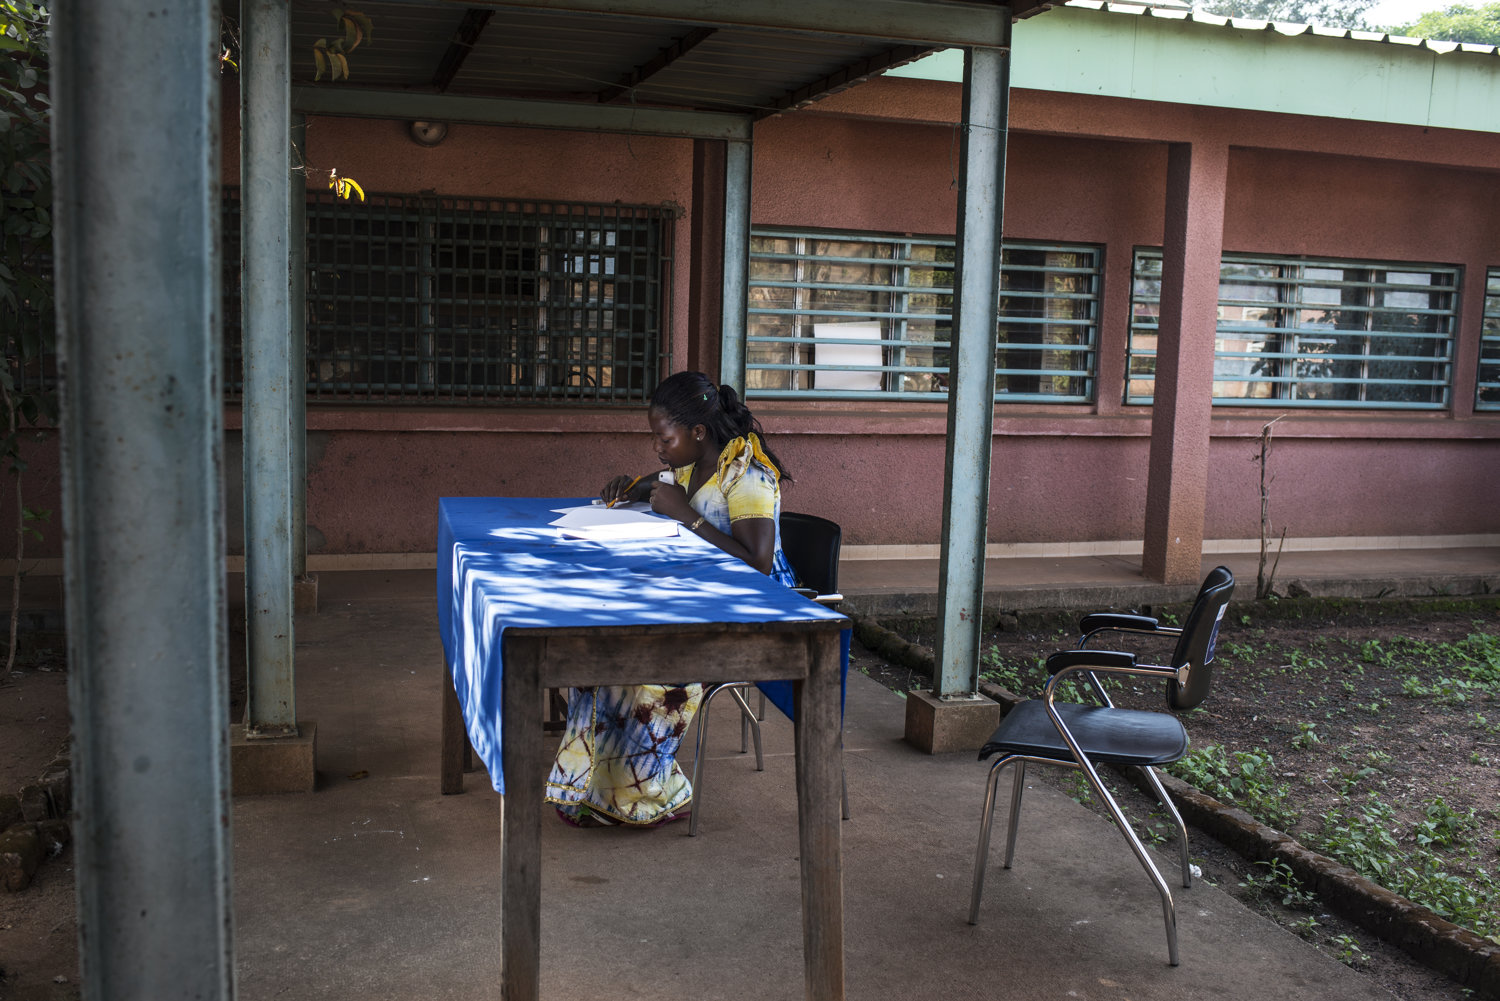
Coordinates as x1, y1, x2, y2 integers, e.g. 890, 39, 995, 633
347, 9, 373, 43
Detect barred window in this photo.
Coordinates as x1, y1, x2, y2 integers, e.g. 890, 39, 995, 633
1128, 251, 1457, 409
1478, 269, 1500, 410
746, 229, 1100, 401
224, 188, 673, 405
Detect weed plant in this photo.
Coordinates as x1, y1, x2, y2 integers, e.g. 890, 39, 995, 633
978, 646, 1094, 704
1166, 614, 1500, 943
1167, 744, 1301, 832
1239, 858, 1317, 910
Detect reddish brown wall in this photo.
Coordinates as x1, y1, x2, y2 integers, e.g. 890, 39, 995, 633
1203, 435, 1500, 541
8, 80, 1499, 562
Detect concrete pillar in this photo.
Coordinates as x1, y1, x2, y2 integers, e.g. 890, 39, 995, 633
1141, 141, 1229, 585
51, 1, 234, 996
718, 138, 752, 393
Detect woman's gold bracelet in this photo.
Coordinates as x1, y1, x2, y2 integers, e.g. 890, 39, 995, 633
688, 516, 705, 532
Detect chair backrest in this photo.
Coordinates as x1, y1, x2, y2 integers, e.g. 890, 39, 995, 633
780, 512, 841, 595
1166, 565, 1235, 711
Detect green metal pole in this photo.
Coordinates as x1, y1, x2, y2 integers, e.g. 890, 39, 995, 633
935, 42, 1011, 698
719, 138, 752, 392
241, 0, 297, 734
53, 0, 234, 995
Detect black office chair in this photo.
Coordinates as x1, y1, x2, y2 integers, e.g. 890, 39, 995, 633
688, 511, 848, 836
968, 566, 1235, 966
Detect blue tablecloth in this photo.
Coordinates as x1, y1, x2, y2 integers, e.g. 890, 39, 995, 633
437, 497, 850, 793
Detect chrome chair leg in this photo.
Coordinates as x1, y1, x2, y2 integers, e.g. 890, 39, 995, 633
1074, 754, 1179, 966
691, 685, 847, 835
1003, 759, 1027, 869
687, 697, 713, 837
728, 686, 764, 771
1139, 764, 1191, 888
689, 683, 731, 837
741, 689, 765, 752
969, 755, 1013, 924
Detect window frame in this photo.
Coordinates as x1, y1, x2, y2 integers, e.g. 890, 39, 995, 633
1478, 268, 1500, 411
745, 227, 1102, 403
223, 187, 674, 407
1127, 249, 1459, 410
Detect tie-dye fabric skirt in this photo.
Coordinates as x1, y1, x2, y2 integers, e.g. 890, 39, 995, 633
545, 683, 704, 826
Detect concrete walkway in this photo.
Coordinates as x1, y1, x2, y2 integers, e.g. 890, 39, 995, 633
224, 547, 1500, 1001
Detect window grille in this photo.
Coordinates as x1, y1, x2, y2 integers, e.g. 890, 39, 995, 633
223, 188, 673, 405
1478, 269, 1500, 411
746, 228, 1100, 402
1127, 251, 1457, 409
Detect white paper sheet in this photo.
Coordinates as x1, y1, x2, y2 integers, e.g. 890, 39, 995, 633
812, 322, 883, 391
551, 504, 681, 541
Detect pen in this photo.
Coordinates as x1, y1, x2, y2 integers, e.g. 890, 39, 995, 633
606, 473, 648, 509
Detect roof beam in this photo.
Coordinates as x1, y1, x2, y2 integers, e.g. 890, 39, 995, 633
394, 0, 1011, 47
292, 85, 752, 139
597, 25, 716, 104
432, 8, 493, 93
762, 43, 932, 116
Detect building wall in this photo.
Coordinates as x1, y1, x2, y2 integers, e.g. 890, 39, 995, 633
739, 86, 1500, 549
7, 77, 1498, 564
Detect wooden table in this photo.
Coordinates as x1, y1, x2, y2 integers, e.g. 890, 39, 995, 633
436, 497, 847, 1001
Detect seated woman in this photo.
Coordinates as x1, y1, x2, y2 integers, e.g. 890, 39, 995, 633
545, 370, 796, 828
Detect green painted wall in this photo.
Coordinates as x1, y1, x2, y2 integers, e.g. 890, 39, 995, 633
887, 5, 1500, 133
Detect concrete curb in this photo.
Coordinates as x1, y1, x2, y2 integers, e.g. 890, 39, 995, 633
850, 612, 1500, 1000
840, 570, 1500, 620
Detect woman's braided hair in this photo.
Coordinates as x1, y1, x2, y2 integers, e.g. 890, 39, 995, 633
650, 370, 792, 482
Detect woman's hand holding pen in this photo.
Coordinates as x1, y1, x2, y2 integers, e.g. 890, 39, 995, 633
600, 472, 658, 507
601, 474, 639, 507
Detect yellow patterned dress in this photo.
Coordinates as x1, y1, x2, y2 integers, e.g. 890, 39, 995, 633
544, 435, 793, 827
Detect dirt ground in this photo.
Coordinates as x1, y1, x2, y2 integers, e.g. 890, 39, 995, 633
873, 594, 1500, 1001
4, 597, 1497, 1000
0, 651, 76, 1001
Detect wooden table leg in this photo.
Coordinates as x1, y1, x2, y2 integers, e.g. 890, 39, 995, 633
500, 636, 545, 1001
794, 630, 846, 1001
441, 659, 466, 795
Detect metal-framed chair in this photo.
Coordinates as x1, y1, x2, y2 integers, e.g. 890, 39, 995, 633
688, 511, 848, 836
968, 566, 1235, 966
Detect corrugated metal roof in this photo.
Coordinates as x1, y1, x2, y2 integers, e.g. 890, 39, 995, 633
285, 1, 1010, 120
